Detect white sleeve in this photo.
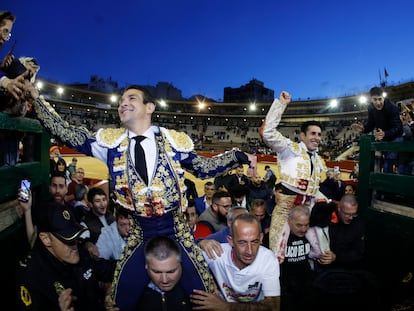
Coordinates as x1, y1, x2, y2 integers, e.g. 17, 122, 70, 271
260, 249, 281, 297
91, 141, 108, 163
95, 227, 112, 260
262, 98, 290, 153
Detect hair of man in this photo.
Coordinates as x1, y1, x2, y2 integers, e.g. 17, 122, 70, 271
123, 85, 156, 105
0, 11, 15, 24
227, 206, 248, 223
230, 212, 262, 237
144, 236, 182, 263
300, 120, 323, 134
87, 187, 107, 204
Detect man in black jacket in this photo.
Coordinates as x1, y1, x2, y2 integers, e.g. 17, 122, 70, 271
352, 86, 403, 173
137, 236, 191, 310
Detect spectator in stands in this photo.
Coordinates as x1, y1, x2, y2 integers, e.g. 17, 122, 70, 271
349, 162, 359, 180
15, 202, 115, 311
261, 91, 329, 261
250, 198, 271, 248
96, 208, 130, 260
55, 157, 71, 185
28, 84, 254, 310
352, 86, 403, 174
0, 11, 26, 100
280, 205, 314, 311
81, 187, 115, 258
198, 206, 248, 258
71, 183, 89, 222
137, 236, 191, 310
198, 190, 231, 233
229, 164, 249, 190
65, 167, 85, 204
191, 213, 280, 310
49, 146, 60, 176
263, 164, 277, 190
194, 181, 215, 215
185, 200, 212, 239
398, 104, 414, 175
344, 183, 356, 195
214, 170, 235, 192
67, 157, 77, 178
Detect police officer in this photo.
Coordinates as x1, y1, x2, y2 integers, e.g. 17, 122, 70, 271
16, 202, 118, 311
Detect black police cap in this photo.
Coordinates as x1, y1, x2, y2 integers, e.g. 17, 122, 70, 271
37, 203, 87, 243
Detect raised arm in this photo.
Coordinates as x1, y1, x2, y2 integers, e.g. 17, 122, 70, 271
26, 82, 95, 156
261, 91, 292, 153
17, 191, 36, 248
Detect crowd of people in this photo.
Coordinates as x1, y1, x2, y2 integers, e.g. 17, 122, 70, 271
2, 9, 413, 311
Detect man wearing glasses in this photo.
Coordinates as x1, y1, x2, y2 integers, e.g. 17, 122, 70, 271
198, 191, 232, 233
0, 11, 26, 100
317, 194, 365, 270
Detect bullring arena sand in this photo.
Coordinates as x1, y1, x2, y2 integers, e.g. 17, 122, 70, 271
63, 155, 281, 195
63, 154, 343, 196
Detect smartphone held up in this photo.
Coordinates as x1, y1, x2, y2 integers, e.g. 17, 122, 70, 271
18, 179, 31, 202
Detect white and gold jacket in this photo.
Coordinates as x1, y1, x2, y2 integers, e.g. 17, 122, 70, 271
261, 98, 327, 196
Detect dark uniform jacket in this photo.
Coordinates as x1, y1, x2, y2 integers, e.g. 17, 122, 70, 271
16, 241, 109, 311
136, 283, 192, 311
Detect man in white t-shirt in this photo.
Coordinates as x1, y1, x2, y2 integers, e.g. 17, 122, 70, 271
191, 213, 280, 310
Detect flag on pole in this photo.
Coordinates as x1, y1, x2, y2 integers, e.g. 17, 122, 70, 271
384, 67, 389, 78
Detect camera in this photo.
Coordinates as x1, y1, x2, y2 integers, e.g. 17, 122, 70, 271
18, 179, 31, 202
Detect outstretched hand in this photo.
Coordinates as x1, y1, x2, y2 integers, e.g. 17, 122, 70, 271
198, 239, 223, 259
2, 72, 26, 100
1, 53, 14, 69
374, 128, 385, 141
191, 289, 228, 311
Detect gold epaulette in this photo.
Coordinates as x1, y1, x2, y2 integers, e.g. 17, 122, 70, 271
96, 128, 128, 148
160, 128, 194, 152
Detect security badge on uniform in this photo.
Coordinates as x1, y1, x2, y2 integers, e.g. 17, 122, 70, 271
19, 285, 32, 307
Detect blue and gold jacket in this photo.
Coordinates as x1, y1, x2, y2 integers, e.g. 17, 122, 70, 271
33, 97, 242, 216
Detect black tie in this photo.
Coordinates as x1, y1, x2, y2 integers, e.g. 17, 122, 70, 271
134, 136, 148, 184
307, 152, 314, 174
